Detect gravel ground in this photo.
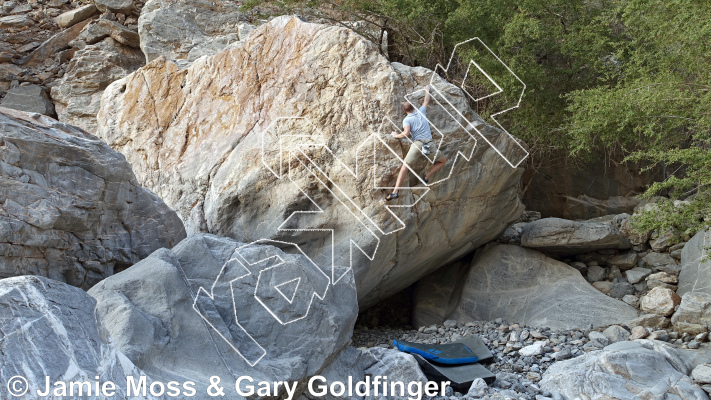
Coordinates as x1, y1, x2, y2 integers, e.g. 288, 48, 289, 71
352, 318, 685, 400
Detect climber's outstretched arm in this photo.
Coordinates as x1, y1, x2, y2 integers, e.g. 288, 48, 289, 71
391, 125, 411, 139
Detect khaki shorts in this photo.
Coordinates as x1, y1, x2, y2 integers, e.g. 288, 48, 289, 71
403, 140, 445, 165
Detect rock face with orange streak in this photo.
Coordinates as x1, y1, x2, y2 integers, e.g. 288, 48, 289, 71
97, 16, 525, 307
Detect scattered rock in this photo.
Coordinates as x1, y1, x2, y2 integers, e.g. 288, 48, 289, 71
16, 18, 91, 66
467, 378, 489, 398
587, 264, 606, 282
589, 331, 610, 346
650, 231, 678, 252
0, 14, 34, 31
540, 340, 705, 400
609, 281, 635, 299
0, 84, 55, 116
647, 271, 679, 290
592, 280, 614, 294
0, 276, 151, 397
692, 364, 711, 384
0, 108, 186, 287
626, 313, 670, 329
640, 287, 682, 316
520, 217, 631, 255
629, 326, 649, 340
447, 244, 637, 330
622, 294, 639, 308
78, 19, 140, 48
519, 341, 546, 356
625, 267, 652, 284
603, 325, 630, 343
54, 4, 97, 28
672, 293, 711, 335
643, 252, 678, 270
94, 0, 134, 14
608, 252, 638, 270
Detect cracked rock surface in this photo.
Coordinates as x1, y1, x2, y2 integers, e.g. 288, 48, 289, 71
0, 107, 186, 288
96, 15, 525, 307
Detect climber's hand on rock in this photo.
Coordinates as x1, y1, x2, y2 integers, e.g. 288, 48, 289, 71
391, 131, 399, 138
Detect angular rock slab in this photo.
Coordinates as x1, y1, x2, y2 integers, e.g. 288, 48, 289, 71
138, 0, 246, 63
89, 234, 358, 397
0, 108, 185, 288
672, 293, 711, 335
0, 276, 155, 400
449, 244, 638, 330
0, 84, 55, 117
97, 16, 525, 307
678, 228, 711, 298
540, 340, 708, 400
521, 217, 631, 255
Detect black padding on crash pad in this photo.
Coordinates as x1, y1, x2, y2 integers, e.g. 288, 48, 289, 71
413, 354, 496, 392
453, 334, 494, 364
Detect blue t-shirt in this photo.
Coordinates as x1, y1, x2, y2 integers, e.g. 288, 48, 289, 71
403, 106, 432, 142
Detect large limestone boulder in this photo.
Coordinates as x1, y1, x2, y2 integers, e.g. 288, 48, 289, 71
88, 234, 358, 397
678, 228, 711, 297
0, 108, 185, 288
440, 244, 638, 330
138, 0, 248, 63
0, 276, 157, 400
52, 37, 144, 133
540, 340, 708, 400
520, 217, 631, 255
96, 16, 525, 306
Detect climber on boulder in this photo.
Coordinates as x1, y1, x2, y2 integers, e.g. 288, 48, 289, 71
386, 85, 447, 201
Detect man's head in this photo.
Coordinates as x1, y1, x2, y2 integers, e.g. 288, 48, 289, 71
402, 102, 415, 114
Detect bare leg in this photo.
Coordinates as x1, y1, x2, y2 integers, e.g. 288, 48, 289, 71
393, 163, 410, 194
425, 157, 448, 181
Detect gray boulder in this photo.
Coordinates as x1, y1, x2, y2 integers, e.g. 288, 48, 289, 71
678, 229, 711, 298
643, 252, 678, 271
0, 108, 185, 288
138, 0, 249, 63
521, 217, 631, 255
0, 85, 55, 117
625, 267, 652, 284
0, 276, 157, 400
445, 244, 638, 330
89, 234, 358, 397
672, 293, 711, 335
304, 346, 428, 400
540, 340, 708, 400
